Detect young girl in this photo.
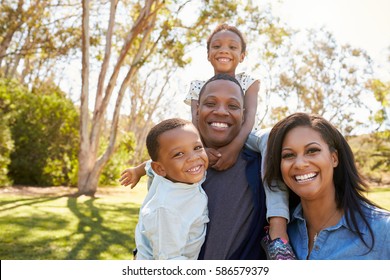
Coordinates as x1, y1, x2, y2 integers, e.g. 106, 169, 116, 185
184, 23, 259, 171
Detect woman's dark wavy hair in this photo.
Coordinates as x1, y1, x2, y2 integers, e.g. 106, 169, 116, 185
264, 112, 380, 252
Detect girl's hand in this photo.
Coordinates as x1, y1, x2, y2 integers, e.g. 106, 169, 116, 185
119, 168, 141, 189
211, 145, 240, 171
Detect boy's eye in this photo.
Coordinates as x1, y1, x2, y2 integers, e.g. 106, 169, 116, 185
173, 152, 184, 158
194, 145, 204, 151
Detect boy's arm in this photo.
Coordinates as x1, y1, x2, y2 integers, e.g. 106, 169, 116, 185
212, 80, 259, 170
119, 161, 147, 188
143, 208, 189, 260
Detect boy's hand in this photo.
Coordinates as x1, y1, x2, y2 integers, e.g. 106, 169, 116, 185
119, 168, 141, 189
205, 148, 221, 167
211, 145, 240, 171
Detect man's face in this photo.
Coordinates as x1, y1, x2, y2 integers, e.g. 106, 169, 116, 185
196, 79, 244, 149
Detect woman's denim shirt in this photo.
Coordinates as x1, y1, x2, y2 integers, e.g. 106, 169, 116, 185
289, 202, 390, 259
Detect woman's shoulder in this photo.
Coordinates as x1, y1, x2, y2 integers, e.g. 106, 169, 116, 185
360, 201, 390, 227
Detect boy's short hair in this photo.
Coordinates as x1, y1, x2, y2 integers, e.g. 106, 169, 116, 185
146, 118, 193, 161
198, 73, 244, 101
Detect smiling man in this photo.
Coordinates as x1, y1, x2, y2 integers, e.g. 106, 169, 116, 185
196, 74, 267, 260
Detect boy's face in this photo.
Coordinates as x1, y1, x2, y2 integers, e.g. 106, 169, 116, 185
196, 79, 244, 149
152, 124, 209, 184
207, 30, 245, 75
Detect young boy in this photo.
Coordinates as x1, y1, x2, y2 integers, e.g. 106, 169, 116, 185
134, 118, 209, 260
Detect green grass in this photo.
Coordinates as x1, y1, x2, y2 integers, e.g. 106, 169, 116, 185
0, 183, 389, 260
0, 186, 142, 260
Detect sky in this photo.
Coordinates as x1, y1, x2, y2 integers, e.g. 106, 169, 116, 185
173, 0, 390, 127
183, 0, 390, 82
273, 0, 390, 68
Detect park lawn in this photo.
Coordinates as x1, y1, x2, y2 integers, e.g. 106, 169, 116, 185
0, 183, 389, 260
0, 185, 143, 260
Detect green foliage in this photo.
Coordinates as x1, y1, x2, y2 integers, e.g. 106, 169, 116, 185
99, 131, 137, 186
0, 78, 80, 186
349, 132, 390, 185
0, 79, 24, 186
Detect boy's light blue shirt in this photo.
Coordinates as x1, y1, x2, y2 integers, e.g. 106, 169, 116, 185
289, 202, 390, 259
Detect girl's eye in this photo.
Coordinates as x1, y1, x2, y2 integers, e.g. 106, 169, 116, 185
194, 145, 204, 151
230, 46, 238, 50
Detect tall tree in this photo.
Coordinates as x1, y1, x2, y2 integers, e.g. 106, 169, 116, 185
261, 28, 377, 135
0, 0, 80, 88
79, 0, 285, 195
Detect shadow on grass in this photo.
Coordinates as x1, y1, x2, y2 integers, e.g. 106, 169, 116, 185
0, 195, 68, 211
0, 193, 140, 260
66, 197, 138, 259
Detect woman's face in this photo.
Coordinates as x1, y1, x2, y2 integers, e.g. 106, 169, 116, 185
280, 126, 339, 201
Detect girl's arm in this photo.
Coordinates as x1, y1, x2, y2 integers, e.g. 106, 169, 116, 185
119, 161, 147, 188
211, 80, 260, 170
190, 99, 198, 127
246, 129, 290, 240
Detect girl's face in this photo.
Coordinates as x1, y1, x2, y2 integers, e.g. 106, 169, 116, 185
207, 30, 245, 76
280, 126, 339, 202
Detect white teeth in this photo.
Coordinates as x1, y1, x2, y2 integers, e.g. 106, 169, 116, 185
217, 58, 231, 62
295, 173, 317, 182
188, 166, 201, 172
211, 122, 228, 128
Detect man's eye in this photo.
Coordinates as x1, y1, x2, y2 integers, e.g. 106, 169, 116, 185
204, 102, 215, 107
228, 104, 240, 110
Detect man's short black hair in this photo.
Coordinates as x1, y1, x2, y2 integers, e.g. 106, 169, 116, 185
198, 73, 244, 101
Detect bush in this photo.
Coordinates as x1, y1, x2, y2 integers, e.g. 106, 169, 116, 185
1, 78, 79, 186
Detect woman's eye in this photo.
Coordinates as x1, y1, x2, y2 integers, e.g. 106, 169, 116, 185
282, 153, 294, 159
307, 148, 320, 154
204, 102, 215, 107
